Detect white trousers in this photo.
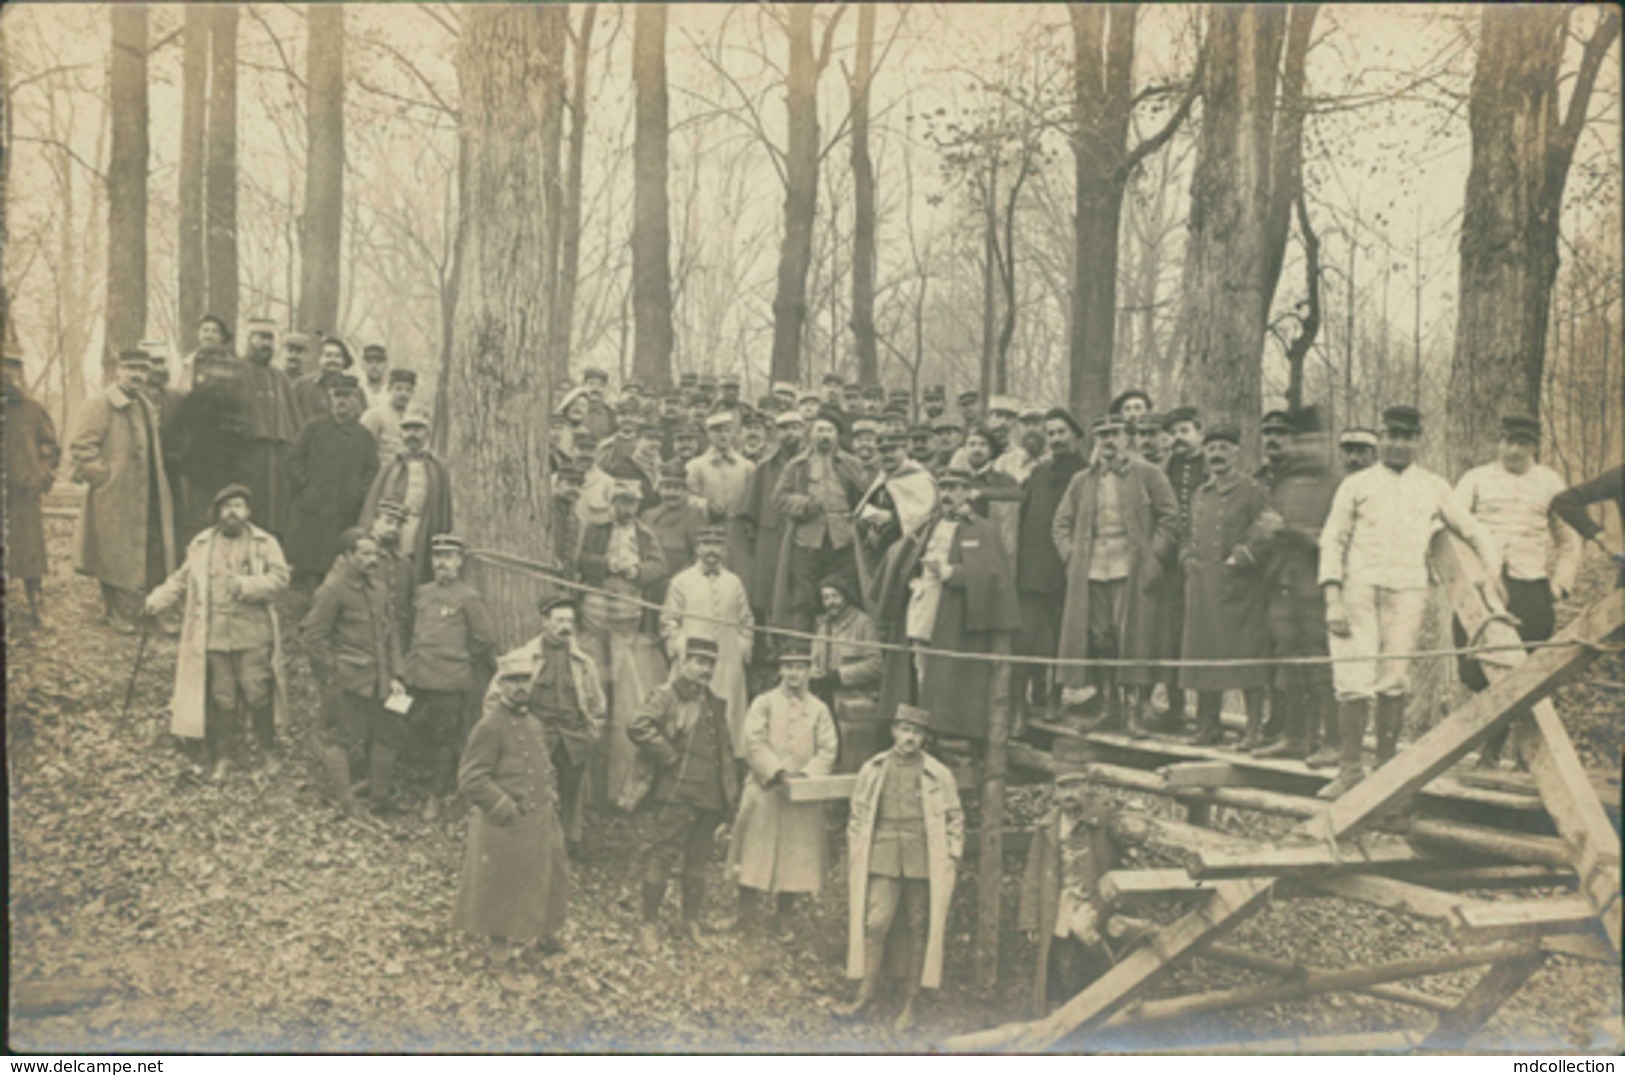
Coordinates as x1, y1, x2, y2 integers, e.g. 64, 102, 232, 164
1328, 584, 1429, 702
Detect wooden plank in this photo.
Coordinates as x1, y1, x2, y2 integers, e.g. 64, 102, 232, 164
943, 588, 1623, 1052
1432, 531, 1625, 954
1457, 768, 1621, 814
1539, 933, 1617, 963
1202, 943, 1456, 1014
1405, 818, 1575, 869
975, 649, 1012, 988
1378, 864, 1577, 891
1098, 869, 1213, 905
1160, 761, 1243, 788
1294, 874, 1473, 925
1453, 896, 1603, 940
1157, 1030, 1428, 1055
1195, 839, 1441, 878
784, 774, 857, 802
1418, 951, 1549, 1048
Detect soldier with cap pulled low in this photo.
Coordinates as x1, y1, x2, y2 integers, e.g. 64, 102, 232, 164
285, 373, 378, 589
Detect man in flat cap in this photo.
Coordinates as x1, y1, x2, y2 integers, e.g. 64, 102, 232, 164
360, 410, 455, 581
1012, 408, 1088, 730
837, 703, 963, 1033
580, 367, 617, 441
810, 572, 884, 771
727, 637, 839, 962
627, 635, 738, 951
237, 318, 301, 536
1052, 414, 1178, 731
576, 479, 670, 819
955, 388, 981, 431
4, 346, 61, 628
769, 408, 869, 633
181, 313, 233, 391
1108, 389, 1153, 431
1452, 413, 1581, 768
1177, 425, 1272, 746
69, 349, 177, 630
285, 373, 378, 588
358, 342, 391, 413
361, 368, 419, 470
1318, 405, 1503, 799
291, 336, 353, 427
850, 417, 882, 481
1338, 428, 1378, 475
147, 484, 290, 778
743, 409, 806, 622
686, 408, 757, 581
405, 533, 496, 821
1254, 409, 1296, 492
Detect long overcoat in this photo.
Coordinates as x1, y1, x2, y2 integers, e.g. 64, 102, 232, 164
846, 749, 963, 990
1050, 457, 1178, 688
768, 448, 870, 625
359, 452, 455, 581
1014, 451, 1084, 658
69, 384, 176, 591
742, 444, 796, 616
147, 523, 291, 739
452, 695, 571, 943
284, 414, 379, 576
5, 385, 61, 579
873, 509, 1022, 739
726, 686, 838, 894
1178, 473, 1272, 691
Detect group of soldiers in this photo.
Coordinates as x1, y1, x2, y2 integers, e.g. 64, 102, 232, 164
6, 316, 1625, 1031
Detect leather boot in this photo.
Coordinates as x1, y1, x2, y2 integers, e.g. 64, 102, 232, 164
834, 941, 884, 1020
680, 875, 706, 943
319, 745, 357, 814
1305, 692, 1341, 768
1126, 690, 1155, 739
1255, 690, 1305, 759
1374, 694, 1405, 765
367, 741, 402, 814
1236, 700, 1265, 752
1157, 687, 1186, 735
1190, 693, 1224, 746
1317, 699, 1370, 799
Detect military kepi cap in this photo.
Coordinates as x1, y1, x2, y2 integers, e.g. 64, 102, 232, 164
430, 534, 467, 553
1339, 427, 1378, 449
1501, 414, 1539, 442
496, 651, 534, 680
117, 349, 151, 368
211, 483, 253, 511
685, 636, 720, 661
1203, 424, 1242, 446
1260, 409, 1295, 433
1381, 405, 1422, 434
894, 703, 932, 729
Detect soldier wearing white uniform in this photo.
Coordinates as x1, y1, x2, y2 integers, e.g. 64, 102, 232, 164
1317, 405, 1503, 799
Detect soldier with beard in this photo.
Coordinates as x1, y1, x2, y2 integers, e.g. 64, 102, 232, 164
237, 319, 301, 536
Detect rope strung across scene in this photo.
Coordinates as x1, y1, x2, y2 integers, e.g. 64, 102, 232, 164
468, 546, 1624, 670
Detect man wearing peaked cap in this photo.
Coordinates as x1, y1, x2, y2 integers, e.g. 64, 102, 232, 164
71, 346, 177, 630
406, 530, 497, 821
1338, 427, 1378, 474
660, 516, 755, 764
1317, 405, 1504, 800
838, 695, 963, 1032
643, 460, 708, 606
726, 629, 838, 952
686, 403, 757, 581
5, 342, 61, 626
237, 316, 302, 538
1451, 411, 1581, 769
809, 569, 883, 771
361, 365, 419, 470
1254, 408, 1296, 494
358, 342, 391, 412
767, 401, 868, 632
742, 399, 807, 624
627, 624, 738, 952
359, 390, 455, 581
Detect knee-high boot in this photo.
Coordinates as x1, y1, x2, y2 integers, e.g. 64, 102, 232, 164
1305, 691, 1341, 768
1374, 694, 1406, 765
1317, 699, 1370, 799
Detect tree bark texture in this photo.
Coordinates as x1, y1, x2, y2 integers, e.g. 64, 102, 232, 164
178, 4, 207, 352
848, 4, 879, 387
632, 3, 674, 389
205, 4, 239, 332
1177, 5, 1287, 444
298, 5, 344, 337
552, 5, 597, 375
769, 5, 823, 385
1448, 6, 1619, 474
105, 2, 149, 380
447, 6, 561, 629
537, 6, 567, 377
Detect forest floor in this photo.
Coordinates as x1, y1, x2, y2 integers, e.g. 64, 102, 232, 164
6, 516, 1622, 1054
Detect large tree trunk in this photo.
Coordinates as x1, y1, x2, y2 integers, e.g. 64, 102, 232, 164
104, 2, 149, 381
205, 4, 238, 332
848, 4, 879, 387
1448, 6, 1618, 473
537, 6, 567, 377
769, 5, 823, 385
298, 5, 344, 336
447, 6, 561, 619
178, 5, 207, 353
631, 3, 674, 390
1177, 5, 1287, 441
551, 5, 597, 374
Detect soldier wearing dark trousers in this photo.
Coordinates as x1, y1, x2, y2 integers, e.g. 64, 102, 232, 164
301, 527, 407, 814
405, 534, 497, 820
627, 637, 740, 953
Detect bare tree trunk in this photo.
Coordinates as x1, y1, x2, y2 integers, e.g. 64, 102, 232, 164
105, 2, 149, 380
178, 5, 207, 352
1260, 5, 1317, 314
298, 5, 344, 336
448, 6, 562, 620
631, 3, 674, 389
205, 4, 239, 332
552, 5, 597, 372
848, 4, 879, 387
1284, 191, 1321, 411
769, 6, 843, 385
538, 6, 567, 377
1448, 6, 1618, 473
1178, 5, 1287, 443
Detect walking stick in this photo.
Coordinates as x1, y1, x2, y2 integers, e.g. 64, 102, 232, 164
121, 614, 153, 723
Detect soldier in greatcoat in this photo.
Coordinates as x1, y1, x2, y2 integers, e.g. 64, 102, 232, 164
727, 640, 839, 954
626, 636, 740, 952
836, 705, 963, 1034
69, 349, 177, 630
1012, 410, 1086, 728
451, 651, 571, 956
145, 483, 289, 777
4, 346, 61, 627
358, 410, 454, 582
809, 574, 884, 771
284, 374, 378, 588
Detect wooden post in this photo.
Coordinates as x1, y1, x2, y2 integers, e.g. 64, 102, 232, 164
975, 637, 1013, 988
